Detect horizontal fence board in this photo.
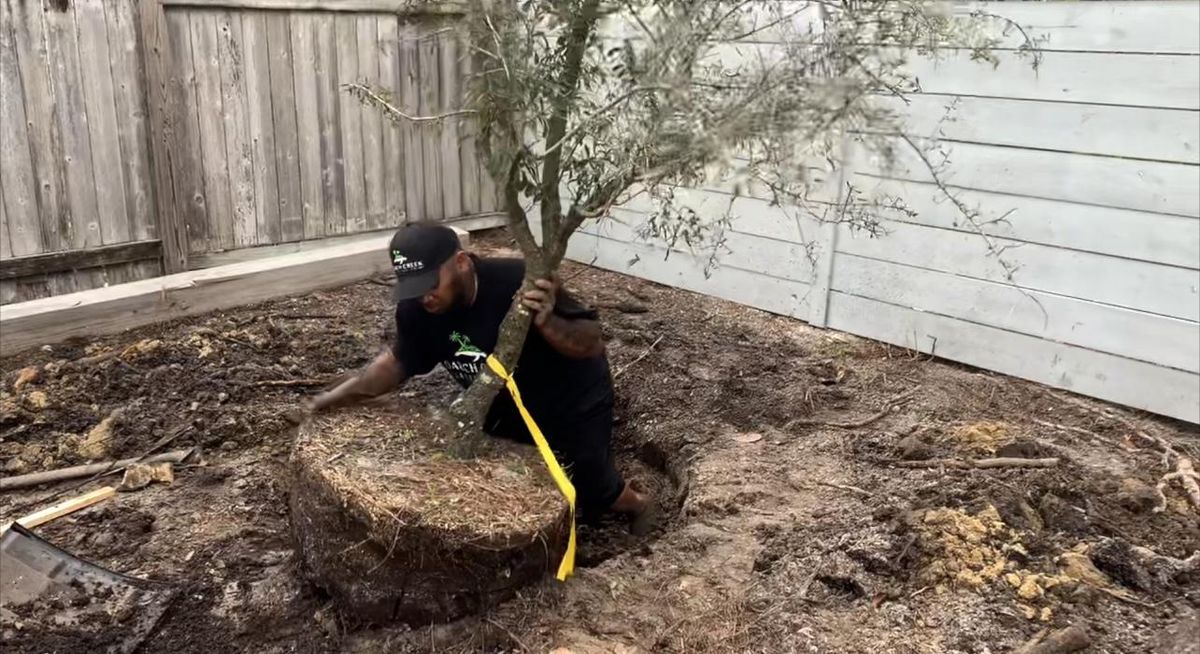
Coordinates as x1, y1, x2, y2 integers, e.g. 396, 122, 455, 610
0, 235, 397, 355
952, 1, 1200, 54
607, 2, 1200, 54
860, 139, 1200, 218
0, 240, 162, 280
586, 207, 818, 285
567, 230, 814, 322
617, 187, 827, 246
835, 220, 1200, 322
159, 0, 467, 14
905, 49, 1200, 110
826, 291, 1200, 423
832, 253, 1200, 373
854, 178, 1200, 270
881, 95, 1200, 165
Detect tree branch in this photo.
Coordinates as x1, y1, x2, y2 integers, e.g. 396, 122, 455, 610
343, 83, 477, 123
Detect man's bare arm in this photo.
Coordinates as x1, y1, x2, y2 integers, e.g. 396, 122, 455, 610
311, 349, 407, 411
537, 313, 605, 359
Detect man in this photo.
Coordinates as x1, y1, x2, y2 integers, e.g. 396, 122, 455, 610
308, 223, 653, 532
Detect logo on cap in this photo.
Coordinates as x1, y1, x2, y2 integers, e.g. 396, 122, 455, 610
391, 249, 425, 274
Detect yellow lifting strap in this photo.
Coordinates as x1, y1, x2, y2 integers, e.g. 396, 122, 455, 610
485, 355, 576, 581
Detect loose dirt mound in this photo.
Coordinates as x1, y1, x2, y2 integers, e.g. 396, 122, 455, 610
290, 402, 570, 626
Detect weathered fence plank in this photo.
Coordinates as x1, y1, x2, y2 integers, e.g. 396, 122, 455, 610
216, 10, 257, 247
357, 14, 387, 230
399, 19, 425, 220
0, 5, 41, 257
164, 8, 210, 254
418, 28, 443, 220
189, 10, 234, 251
75, 0, 132, 245
267, 12, 304, 242
313, 12, 345, 235
336, 14, 367, 232
243, 12, 282, 244
438, 31, 462, 219
110, 0, 157, 243
289, 12, 324, 239
377, 16, 406, 225
457, 27, 480, 216
45, 1, 102, 249
12, 1, 70, 253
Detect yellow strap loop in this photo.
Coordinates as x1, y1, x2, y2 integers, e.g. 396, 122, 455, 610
486, 355, 576, 581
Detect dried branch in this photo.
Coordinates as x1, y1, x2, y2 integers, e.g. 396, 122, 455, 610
893, 457, 1060, 469
342, 83, 477, 123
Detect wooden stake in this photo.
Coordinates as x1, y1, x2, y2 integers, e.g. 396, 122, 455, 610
1, 486, 116, 533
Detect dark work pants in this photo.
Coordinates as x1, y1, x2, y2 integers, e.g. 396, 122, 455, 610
484, 398, 625, 520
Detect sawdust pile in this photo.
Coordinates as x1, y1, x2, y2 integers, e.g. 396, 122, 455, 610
948, 421, 1011, 454
913, 505, 1141, 622
915, 505, 1017, 588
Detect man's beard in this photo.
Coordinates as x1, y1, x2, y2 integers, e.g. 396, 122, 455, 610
446, 270, 472, 313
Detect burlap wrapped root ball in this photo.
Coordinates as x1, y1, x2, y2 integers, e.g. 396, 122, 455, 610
289, 403, 569, 626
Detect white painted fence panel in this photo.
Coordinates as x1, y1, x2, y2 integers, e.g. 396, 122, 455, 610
568, 2, 1200, 422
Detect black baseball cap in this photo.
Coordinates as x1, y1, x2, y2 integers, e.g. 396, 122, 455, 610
387, 223, 462, 302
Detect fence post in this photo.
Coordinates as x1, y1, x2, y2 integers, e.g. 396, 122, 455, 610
138, 0, 188, 273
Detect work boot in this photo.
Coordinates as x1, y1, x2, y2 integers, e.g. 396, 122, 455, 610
611, 481, 658, 536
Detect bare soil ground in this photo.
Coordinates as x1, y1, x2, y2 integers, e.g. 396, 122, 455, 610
2, 230, 1197, 653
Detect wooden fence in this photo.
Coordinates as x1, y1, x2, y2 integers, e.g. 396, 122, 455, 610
563, 1, 1200, 422
0, 0, 496, 305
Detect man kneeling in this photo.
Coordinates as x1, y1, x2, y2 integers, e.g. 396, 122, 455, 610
308, 223, 653, 533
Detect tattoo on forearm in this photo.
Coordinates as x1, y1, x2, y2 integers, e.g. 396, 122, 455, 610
542, 316, 603, 358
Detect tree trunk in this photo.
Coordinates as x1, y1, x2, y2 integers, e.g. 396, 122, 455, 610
449, 242, 553, 444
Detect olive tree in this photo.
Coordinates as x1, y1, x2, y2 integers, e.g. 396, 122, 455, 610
350, 0, 1038, 436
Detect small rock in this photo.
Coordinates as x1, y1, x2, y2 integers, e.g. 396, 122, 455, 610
220, 440, 238, 451
897, 434, 934, 460
1038, 493, 1089, 534
13, 367, 40, 391
1116, 478, 1159, 514
3, 457, 29, 474
1017, 576, 1044, 600
91, 532, 115, 550
25, 391, 49, 411
190, 401, 200, 411
79, 409, 123, 460
217, 392, 229, 403
40, 345, 53, 353
118, 462, 175, 491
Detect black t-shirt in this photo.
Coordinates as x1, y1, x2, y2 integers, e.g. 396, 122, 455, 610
391, 257, 613, 427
